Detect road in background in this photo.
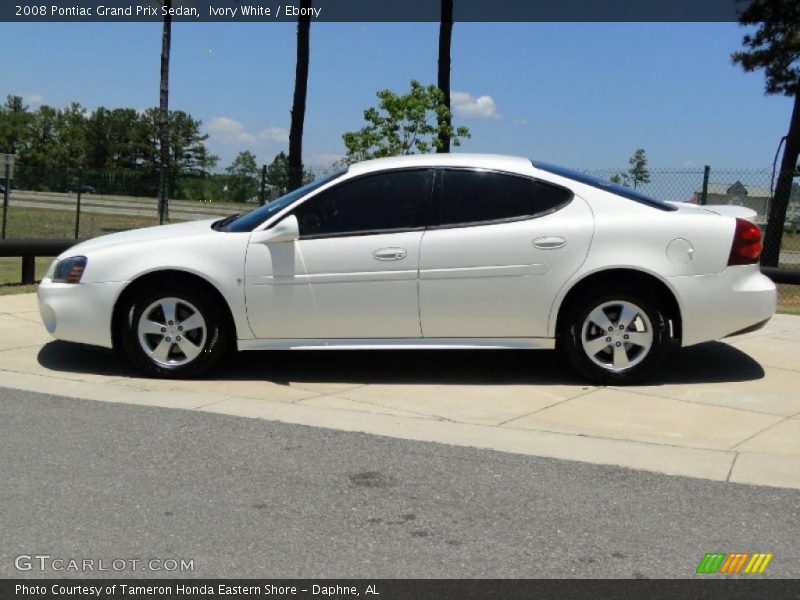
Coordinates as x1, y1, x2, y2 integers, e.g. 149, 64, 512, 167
6, 189, 240, 222
1, 387, 798, 579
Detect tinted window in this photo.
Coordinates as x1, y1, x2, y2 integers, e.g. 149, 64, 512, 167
293, 169, 432, 237
220, 172, 345, 232
434, 169, 572, 227
533, 161, 677, 211
535, 180, 574, 213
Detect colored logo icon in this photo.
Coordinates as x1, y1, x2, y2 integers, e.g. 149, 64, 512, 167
696, 552, 773, 574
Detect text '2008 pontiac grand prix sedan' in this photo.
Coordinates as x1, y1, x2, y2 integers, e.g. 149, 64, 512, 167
37, 154, 776, 384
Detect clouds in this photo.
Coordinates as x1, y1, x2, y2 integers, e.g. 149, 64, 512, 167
206, 116, 289, 146
20, 93, 44, 107
205, 116, 346, 168
451, 91, 500, 119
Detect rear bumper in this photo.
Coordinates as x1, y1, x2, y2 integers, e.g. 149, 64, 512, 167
37, 278, 127, 349
668, 265, 776, 347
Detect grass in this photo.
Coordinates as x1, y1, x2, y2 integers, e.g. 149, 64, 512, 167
0, 256, 52, 296
5, 206, 158, 239
777, 284, 800, 316
0, 206, 161, 295
782, 231, 799, 252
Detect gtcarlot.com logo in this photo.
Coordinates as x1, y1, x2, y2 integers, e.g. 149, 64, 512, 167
696, 552, 773, 574
15, 554, 194, 572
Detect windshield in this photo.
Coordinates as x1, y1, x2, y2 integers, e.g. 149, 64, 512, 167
533, 161, 677, 212
217, 171, 346, 232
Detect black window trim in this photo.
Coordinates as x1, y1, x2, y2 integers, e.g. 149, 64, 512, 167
426, 166, 574, 231
291, 167, 436, 241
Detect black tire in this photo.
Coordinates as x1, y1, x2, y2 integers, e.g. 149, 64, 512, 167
560, 290, 669, 385
117, 286, 230, 378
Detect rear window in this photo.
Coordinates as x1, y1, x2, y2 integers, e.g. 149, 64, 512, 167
533, 161, 677, 212
432, 169, 573, 227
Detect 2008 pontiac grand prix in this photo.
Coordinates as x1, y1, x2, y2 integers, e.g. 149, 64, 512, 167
38, 154, 776, 383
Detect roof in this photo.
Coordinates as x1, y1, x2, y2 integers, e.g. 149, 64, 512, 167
346, 153, 533, 176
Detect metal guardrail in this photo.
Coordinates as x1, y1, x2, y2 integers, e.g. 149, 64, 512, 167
761, 266, 800, 285
1, 237, 799, 289
0, 239, 80, 285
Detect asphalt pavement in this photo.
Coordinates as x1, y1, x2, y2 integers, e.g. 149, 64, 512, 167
1, 386, 798, 579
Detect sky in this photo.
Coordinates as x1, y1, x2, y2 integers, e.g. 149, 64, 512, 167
1, 21, 795, 170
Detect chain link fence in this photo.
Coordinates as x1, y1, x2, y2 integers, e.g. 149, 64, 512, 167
0, 163, 280, 242
1, 163, 798, 313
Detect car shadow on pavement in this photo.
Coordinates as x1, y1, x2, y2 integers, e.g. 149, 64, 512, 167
36, 340, 764, 386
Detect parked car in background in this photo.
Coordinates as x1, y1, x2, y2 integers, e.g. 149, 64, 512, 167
37, 154, 776, 383
79, 185, 96, 194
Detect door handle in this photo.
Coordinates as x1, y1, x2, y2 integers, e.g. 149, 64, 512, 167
533, 236, 566, 250
372, 247, 407, 261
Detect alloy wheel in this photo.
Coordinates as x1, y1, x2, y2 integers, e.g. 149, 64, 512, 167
136, 297, 207, 368
580, 300, 653, 372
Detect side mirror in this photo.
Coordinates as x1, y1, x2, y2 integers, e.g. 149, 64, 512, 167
250, 215, 300, 244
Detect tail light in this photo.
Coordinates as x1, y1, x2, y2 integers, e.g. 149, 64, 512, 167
727, 218, 762, 265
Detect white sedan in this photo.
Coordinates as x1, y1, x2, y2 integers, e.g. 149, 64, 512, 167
37, 154, 776, 384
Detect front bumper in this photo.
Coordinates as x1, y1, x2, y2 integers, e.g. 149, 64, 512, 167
668, 265, 777, 347
37, 278, 127, 349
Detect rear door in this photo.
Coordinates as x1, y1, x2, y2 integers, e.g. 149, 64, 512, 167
419, 168, 593, 338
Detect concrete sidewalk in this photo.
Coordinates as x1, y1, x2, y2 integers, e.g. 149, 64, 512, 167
1, 293, 799, 489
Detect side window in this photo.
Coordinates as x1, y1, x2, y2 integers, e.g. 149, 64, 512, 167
534, 180, 574, 213
434, 169, 572, 227
293, 169, 432, 237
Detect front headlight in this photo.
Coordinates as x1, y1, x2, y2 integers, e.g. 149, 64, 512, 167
52, 256, 88, 283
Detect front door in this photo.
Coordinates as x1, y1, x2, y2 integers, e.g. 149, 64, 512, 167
245, 168, 434, 339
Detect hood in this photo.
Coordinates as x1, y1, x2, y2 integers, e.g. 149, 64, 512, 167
59, 218, 220, 258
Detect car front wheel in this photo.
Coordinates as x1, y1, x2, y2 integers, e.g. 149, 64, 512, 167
561, 292, 669, 384
118, 287, 230, 378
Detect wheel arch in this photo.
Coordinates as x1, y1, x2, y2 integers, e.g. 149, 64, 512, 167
111, 269, 238, 352
552, 268, 683, 343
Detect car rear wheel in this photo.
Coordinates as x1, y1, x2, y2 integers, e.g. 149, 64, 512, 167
118, 287, 230, 378
561, 291, 669, 384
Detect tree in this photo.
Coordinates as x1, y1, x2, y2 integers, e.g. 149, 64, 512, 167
158, 0, 173, 223
56, 103, 89, 169
288, 0, 312, 191
733, 0, 800, 266
437, 0, 454, 153
0, 98, 216, 197
0, 95, 33, 155
609, 172, 630, 186
143, 108, 218, 197
19, 105, 63, 190
84, 107, 111, 170
85, 107, 153, 172
265, 151, 314, 195
265, 151, 290, 192
225, 150, 259, 202
627, 148, 650, 189
607, 149, 650, 189
341, 80, 470, 163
